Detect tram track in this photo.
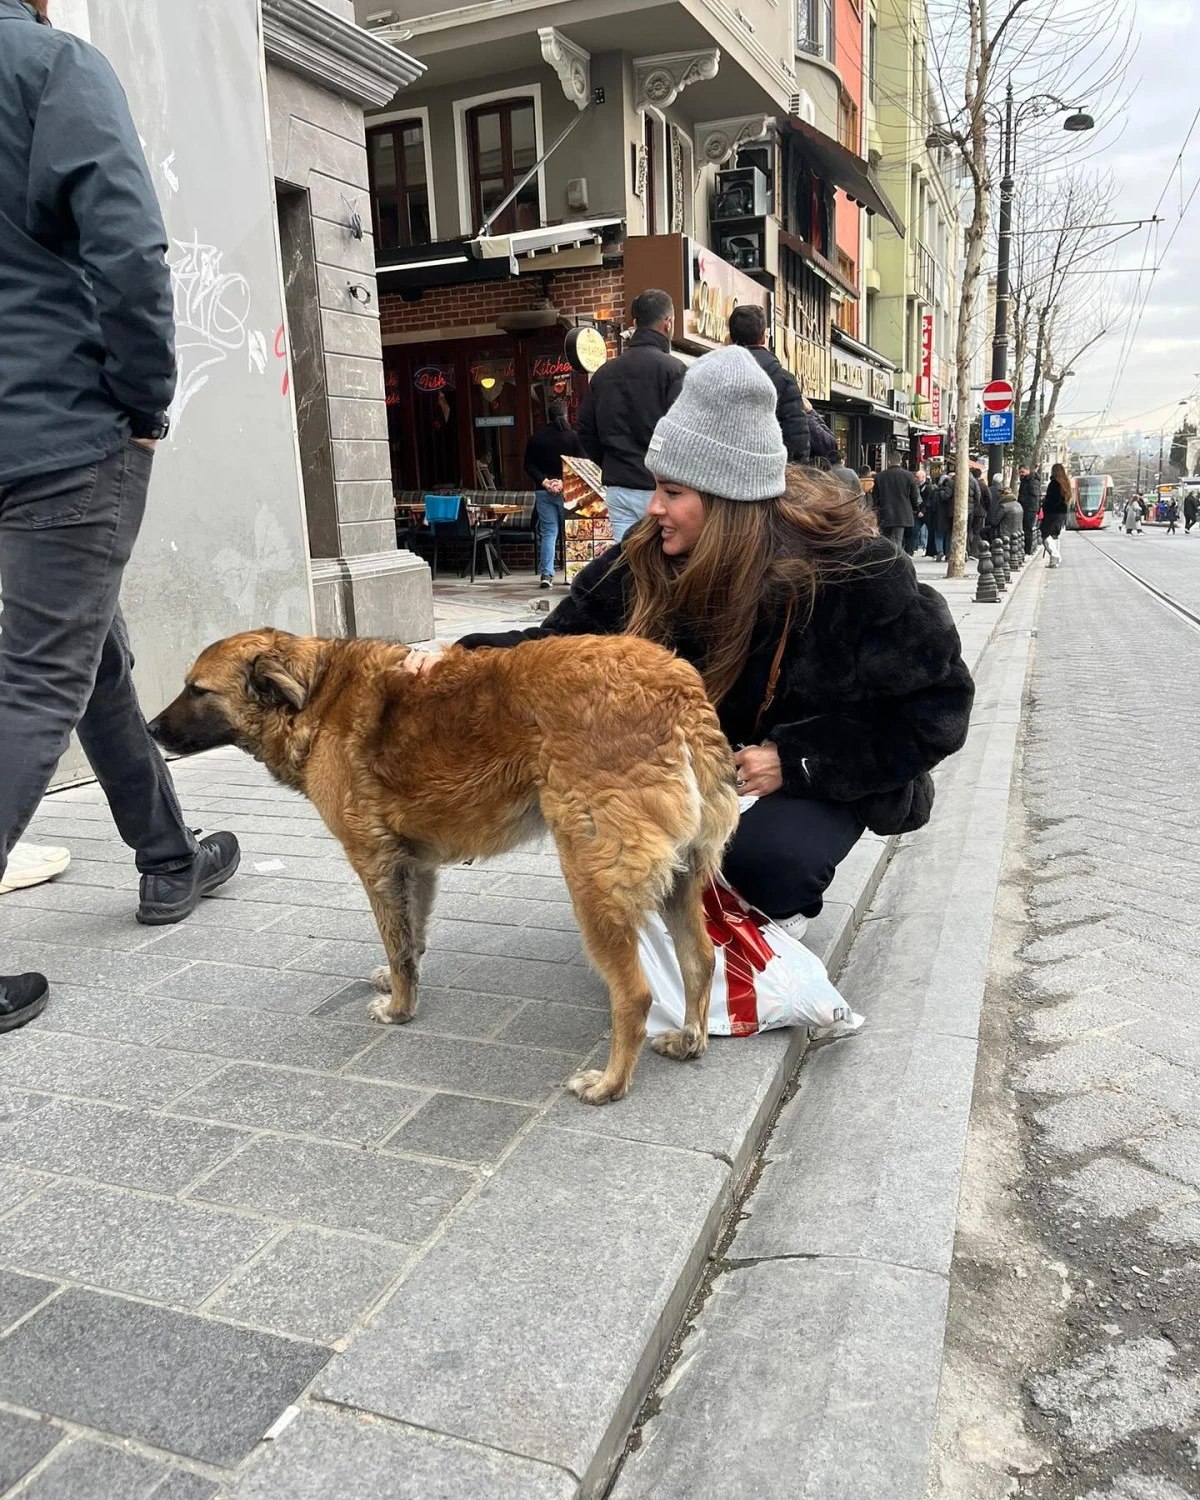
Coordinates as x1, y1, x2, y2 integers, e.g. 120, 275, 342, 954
1080, 532, 1200, 634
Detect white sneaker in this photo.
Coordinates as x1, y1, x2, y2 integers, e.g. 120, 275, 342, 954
0, 842, 71, 894
774, 912, 809, 941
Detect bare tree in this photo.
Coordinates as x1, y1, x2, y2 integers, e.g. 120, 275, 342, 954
926, 0, 1132, 577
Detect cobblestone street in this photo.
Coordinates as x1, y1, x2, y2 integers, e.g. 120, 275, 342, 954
933, 530, 1200, 1499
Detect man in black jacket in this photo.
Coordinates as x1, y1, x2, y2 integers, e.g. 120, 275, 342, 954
968, 462, 987, 557
1018, 467, 1042, 554
577, 288, 686, 540
727, 304, 810, 465
872, 455, 920, 547
0, 0, 238, 1030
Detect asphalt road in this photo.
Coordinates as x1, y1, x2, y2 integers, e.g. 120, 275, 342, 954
931, 529, 1200, 1500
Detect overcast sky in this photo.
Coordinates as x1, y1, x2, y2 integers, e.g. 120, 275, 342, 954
1058, 0, 1200, 441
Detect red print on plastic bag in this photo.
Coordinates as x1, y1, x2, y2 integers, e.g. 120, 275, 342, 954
703, 880, 775, 1036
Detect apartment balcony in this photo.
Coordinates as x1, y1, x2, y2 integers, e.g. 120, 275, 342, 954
355, 0, 792, 115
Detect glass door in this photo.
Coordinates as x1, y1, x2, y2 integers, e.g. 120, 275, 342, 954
470, 353, 519, 489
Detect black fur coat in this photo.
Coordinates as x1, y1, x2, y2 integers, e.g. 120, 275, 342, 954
457, 538, 975, 835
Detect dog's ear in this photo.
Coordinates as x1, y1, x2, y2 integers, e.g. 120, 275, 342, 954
248, 653, 307, 712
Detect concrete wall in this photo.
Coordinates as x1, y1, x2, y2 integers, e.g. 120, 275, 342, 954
80, 0, 315, 720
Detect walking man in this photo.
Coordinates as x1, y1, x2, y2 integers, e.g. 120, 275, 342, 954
577, 288, 685, 541
727, 304, 810, 464
1184, 490, 1198, 534
871, 454, 920, 548
0, 0, 239, 1030
1018, 466, 1042, 555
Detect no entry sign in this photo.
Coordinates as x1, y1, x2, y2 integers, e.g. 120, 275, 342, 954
982, 379, 1015, 412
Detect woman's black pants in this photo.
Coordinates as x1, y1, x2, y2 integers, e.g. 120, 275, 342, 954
722, 793, 865, 921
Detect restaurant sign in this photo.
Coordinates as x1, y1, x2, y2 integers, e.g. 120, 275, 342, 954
623, 234, 771, 356
830, 348, 892, 408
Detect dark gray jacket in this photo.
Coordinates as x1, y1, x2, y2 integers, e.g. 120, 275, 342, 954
0, 0, 175, 484
872, 465, 920, 529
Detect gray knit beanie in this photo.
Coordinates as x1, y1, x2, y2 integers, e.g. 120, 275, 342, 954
645, 344, 787, 501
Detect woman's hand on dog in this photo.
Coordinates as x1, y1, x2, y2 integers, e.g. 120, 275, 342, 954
734, 743, 782, 798
402, 650, 442, 678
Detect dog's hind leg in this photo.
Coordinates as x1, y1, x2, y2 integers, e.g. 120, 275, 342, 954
652, 864, 714, 1061
566, 911, 653, 1105
354, 855, 428, 1025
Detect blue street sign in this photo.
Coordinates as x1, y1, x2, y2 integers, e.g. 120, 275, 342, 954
982, 410, 1015, 444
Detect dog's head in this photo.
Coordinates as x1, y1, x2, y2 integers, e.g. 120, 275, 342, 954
150, 629, 321, 761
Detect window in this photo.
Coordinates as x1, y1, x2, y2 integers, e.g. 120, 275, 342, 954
644, 111, 659, 235
839, 93, 859, 153
797, 0, 819, 54
823, 0, 836, 61
367, 120, 431, 251
466, 98, 540, 235
868, 19, 877, 103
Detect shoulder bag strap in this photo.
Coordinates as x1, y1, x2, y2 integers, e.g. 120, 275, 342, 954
753, 597, 796, 740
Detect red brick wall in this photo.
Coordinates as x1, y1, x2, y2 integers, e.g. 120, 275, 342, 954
379, 264, 626, 339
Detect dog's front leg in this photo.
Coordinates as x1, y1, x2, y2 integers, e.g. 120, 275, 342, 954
356, 858, 426, 1025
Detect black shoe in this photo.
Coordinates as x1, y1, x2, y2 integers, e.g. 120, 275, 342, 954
539, 574, 553, 589
137, 832, 241, 926
0, 972, 49, 1033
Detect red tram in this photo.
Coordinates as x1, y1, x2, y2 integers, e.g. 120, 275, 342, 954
1068, 474, 1111, 530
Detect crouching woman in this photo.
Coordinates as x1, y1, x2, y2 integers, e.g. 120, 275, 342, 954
406, 346, 974, 935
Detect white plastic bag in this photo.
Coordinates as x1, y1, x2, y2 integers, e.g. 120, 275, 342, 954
643, 873, 863, 1038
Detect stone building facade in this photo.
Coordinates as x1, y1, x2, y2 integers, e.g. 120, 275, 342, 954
262, 0, 433, 638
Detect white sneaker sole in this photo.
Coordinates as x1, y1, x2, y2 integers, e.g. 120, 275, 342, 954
0, 852, 71, 893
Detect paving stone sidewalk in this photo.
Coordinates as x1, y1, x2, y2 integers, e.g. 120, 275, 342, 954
0, 556, 1014, 1499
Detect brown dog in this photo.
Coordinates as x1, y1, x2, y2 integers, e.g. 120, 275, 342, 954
151, 631, 739, 1104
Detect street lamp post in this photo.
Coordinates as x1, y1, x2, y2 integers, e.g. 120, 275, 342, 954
987, 88, 1094, 488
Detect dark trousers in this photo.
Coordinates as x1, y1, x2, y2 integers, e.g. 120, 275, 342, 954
0, 443, 196, 881
723, 793, 865, 921
883, 525, 907, 548
1023, 520, 1036, 555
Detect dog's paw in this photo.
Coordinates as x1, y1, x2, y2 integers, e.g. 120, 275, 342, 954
370, 965, 391, 993
651, 1024, 707, 1061
568, 1067, 628, 1106
369, 993, 415, 1025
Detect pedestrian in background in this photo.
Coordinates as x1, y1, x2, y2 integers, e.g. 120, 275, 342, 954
929, 466, 954, 561
413, 346, 975, 938
1018, 466, 1042, 555
727, 304, 810, 464
1184, 491, 1198, 534
968, 462, 987, 558
872, 454, 920, 548
525, 400, 584, 588
805, 400, 840, 464
1041, 464, 1071, 566
577, 288, 685, 541
1122, 494, 1144, 536
0, 0, 239, 1031
830, 452, 862, 495
1166, 496, 1180, 534
858, 465, 876, 502
1000, 488, 1024, 553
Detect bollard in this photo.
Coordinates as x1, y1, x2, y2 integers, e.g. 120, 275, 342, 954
1010, 532, 1022, 572
991, 535, 1008, 590
974, 544, 1000, 603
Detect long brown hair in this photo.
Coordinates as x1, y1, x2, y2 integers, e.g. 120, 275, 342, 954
621, 467, 879, 705
1050, 463, 1070, 492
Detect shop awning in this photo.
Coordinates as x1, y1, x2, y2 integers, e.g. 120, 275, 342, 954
783, 118, 905, 235
471, 218, 624, 263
